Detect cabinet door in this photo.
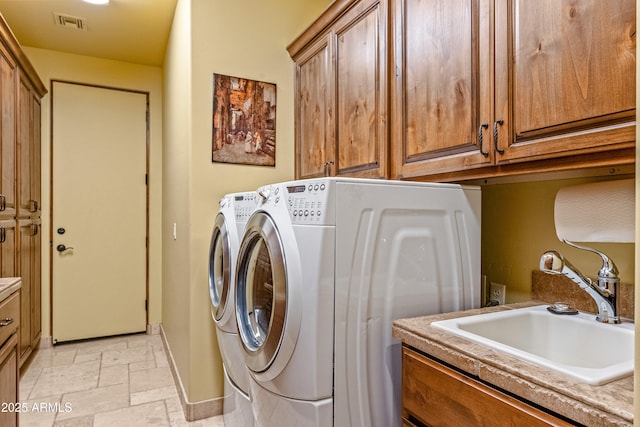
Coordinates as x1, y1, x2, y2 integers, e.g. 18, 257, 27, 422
333, 0, 388, 178
17, 219, 40, 364
17, 73, 33, 218
17, 219, 33, 362
31, 95, 41, 218
0, 43, 16, 218
0, 219, 15, 277
391, 0, 493, 178
494, 0, 636, 163
30, 218, 41, 345
295, 34, 333, 179
402, 347, 574, 426
0, 334, 18, 427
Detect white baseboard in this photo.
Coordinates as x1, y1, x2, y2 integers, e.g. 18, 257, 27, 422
160, 324, 223, 421
40, 336, 53, 349
146, 323, 161, 335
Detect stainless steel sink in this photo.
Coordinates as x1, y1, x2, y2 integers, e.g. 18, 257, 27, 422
431, 305, 634, 385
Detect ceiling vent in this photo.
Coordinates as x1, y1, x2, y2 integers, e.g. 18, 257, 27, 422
53, 13, 88, 31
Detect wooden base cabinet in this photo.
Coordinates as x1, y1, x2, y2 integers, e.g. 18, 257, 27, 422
0, 334, 18, 427
401, 346, 574, 427
0, 291, 20, 427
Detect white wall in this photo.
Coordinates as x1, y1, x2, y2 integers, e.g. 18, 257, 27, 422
23, 47, 164, 338
162, 0, 331, 402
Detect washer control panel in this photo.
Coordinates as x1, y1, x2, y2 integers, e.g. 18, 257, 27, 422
256, 180, 333, 225
233, 191, 258, 223
284, 181, 330, 224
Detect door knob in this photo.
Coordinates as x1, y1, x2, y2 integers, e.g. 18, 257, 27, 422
56, 244, 74, 252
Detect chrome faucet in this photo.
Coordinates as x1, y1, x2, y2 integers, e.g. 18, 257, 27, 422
539, 240, 620, 324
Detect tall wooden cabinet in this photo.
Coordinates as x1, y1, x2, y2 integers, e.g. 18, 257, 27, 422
0, 14, 46, 367
288, 0, 389, 179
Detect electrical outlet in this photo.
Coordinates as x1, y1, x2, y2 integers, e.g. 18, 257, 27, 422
490, 283, 506, 305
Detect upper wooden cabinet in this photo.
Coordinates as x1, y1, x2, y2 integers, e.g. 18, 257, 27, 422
17, 73, 43, 218
391, 0, 494, 178
289, 0, 389, 179
293, 0, 635, 182
294, 33, 332, 178
0, 42, 16, 219
391, 0, 635, 180
494, 0, 636, 164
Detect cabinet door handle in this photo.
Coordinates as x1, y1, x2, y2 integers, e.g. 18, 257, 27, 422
478, 123, 489, 157
0, 227, 5, 243
494, 119, 505, 155
0, 194, 5, 211
29, 200, 39, 212
0, 317, 14, 327
31, 224, 39, 236
324, 161, 334, 177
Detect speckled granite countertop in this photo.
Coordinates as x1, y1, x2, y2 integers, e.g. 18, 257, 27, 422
392, 301, 633, 427
0, 277, 21, 303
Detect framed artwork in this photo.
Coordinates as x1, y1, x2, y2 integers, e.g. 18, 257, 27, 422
212, 73, 277, 166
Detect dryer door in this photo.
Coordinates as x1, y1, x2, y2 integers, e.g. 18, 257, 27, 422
208, 213, 232, 321
235, 211, 287, 373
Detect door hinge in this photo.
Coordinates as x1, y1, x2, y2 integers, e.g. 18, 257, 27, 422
145, 299, 148, 311
145, 174, 148, 185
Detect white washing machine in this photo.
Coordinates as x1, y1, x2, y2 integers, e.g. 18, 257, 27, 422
208, 191, 258, 427
234, 178, 481, 427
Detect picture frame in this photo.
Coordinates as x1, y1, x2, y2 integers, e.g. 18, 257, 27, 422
212, 73, 277, 167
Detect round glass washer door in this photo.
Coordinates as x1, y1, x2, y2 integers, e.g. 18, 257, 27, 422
235, 212, 287, 373
208, 213, 231, 321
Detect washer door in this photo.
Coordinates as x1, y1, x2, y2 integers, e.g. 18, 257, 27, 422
235, 212, 288, 373
208, 213, 231, 321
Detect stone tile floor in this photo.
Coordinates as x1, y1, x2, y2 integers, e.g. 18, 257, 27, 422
18, 333, 225, 426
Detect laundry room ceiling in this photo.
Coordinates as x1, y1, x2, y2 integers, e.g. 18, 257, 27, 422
0, 0, 177, 67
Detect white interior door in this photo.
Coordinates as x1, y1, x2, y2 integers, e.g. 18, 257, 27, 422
52, 81, 147, 343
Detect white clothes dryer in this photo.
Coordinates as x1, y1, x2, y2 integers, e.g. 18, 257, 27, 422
209, 191, 258, 427
234, 178, 481, 427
